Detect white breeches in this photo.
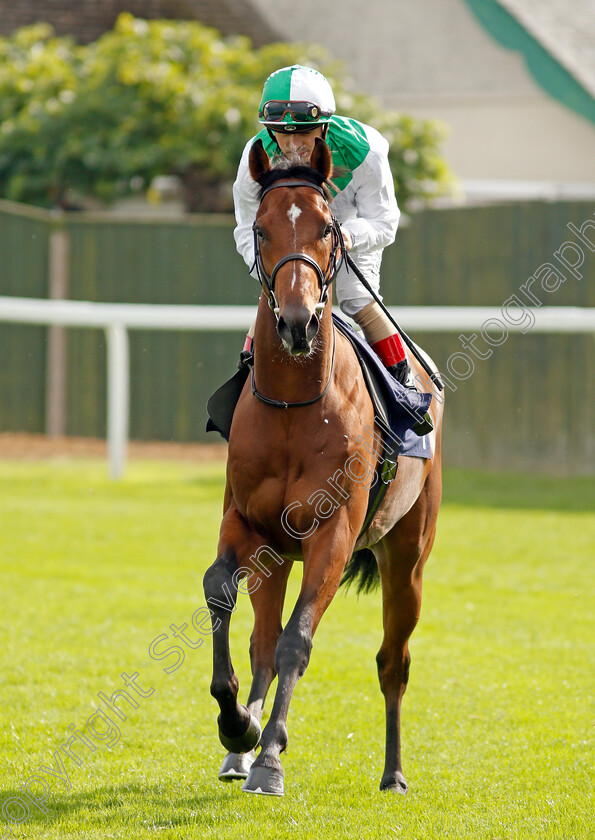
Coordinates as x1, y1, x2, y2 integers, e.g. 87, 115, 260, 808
335, 250, 383, 318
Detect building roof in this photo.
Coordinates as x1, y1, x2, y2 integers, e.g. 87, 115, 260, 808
461, 0, 595, 125
171, 0, 279, 47
497, 0, 595, 99
0, 0, 279, 46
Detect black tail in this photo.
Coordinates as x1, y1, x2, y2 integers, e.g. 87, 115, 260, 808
340, 548, 380, 594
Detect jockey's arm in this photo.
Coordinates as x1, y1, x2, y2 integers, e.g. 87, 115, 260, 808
233, 141, 261, 276
338, 145, 400, 255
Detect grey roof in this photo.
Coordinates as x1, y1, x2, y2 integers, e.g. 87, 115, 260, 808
0, 0, 279, 47
172, 0, 280, 47
497, 0, 595, 99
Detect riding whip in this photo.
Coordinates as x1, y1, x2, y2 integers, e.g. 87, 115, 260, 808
345, 253, 444, 391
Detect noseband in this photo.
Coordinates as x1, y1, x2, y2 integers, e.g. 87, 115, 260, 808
251, 179, 345, 317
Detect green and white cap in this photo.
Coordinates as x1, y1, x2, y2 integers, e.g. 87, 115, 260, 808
258, 65, 336, 129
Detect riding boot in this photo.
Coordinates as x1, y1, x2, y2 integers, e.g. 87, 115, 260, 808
238, 331, 254, 369
238, 349, 253, 370
387, 359, 434, 436
370, 334, 434, 437
387, 358, 412, 387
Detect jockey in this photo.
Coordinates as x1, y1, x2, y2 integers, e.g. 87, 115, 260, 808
233, 64, 414, 389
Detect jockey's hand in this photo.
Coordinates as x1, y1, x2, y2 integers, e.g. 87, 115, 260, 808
340, 227, 353, 250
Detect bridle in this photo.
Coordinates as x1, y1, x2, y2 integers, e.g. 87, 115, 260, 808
251, 179, 345, 318
249, 178, 345, 409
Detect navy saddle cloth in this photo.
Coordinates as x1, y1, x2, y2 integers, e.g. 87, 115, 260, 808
205, 314, 432, 460
332, 314, 433, 459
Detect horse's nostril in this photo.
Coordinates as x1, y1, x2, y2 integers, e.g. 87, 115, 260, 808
277, 307, 318, 354
306, 314, 319, 342
277, 316, 292, 345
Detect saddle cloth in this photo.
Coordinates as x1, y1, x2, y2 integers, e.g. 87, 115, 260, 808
331, 314, 433, 533
332, 314, 432, 460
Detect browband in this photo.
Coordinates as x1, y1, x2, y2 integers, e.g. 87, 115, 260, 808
259, 179, 327, 201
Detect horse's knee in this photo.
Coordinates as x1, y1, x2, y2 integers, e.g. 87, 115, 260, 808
203, 553, 236, 601
203, 560, 222, 599
275, 626, 312, 678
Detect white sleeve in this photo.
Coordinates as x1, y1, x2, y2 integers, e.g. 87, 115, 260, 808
232, 139, 261, 271
339, 136, 400, 254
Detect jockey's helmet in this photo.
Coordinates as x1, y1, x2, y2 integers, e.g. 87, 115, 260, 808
259, 65, 336, 133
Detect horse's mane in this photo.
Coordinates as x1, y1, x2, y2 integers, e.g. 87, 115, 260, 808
256, 152, 336, 202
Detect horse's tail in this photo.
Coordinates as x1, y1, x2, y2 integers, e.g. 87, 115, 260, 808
340, 547, 380, 594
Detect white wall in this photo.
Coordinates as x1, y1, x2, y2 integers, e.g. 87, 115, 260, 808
402, 92, 595, 182
250, 0, 595, 183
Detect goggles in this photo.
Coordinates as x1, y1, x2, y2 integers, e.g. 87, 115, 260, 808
260, 100, 329, 125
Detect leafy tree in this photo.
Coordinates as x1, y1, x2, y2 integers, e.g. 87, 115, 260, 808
0, 14, 454, 212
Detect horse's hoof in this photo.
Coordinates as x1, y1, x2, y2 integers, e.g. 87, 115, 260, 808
218, 714, 261, 754
218, 750, 255, 781
242, 765, 284, 796
380, 771, 408, 795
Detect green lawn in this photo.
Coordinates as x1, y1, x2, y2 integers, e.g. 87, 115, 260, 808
0, 459, 593, 839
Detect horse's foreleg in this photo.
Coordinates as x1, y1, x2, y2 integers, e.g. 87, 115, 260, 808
203, 508, 261, 756
375, 474, 440, 794
242, 522, 353, 796
218, 557, 293, 782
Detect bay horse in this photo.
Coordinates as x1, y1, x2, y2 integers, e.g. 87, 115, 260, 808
203, 138, 444, 796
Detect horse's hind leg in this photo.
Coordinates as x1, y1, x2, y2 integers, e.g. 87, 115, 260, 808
218, 557, 293, 781
375, 465, 441, 794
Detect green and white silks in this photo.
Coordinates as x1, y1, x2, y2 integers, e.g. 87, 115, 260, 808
232, 115, 400, 318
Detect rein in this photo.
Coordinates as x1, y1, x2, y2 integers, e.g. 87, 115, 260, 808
250, 177, 344, 410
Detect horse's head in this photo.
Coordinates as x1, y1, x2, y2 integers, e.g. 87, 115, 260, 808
249, 138, 343, 357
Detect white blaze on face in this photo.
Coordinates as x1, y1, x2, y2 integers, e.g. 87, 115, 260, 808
287, 203, 302, 228
287, 203, 302, 288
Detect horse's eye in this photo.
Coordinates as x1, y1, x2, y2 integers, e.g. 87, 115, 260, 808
255, 226, 265, 240
323, 223, 333, 238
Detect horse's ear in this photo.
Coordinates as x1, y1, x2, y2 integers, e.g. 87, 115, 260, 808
249, 138, 271, 182
310, 138, 333, 182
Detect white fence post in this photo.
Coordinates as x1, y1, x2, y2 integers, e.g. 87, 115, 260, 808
105, 324, 129, 480
45, 225, 70, 436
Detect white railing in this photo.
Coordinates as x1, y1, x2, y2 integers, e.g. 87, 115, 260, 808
2, 296, 594, 478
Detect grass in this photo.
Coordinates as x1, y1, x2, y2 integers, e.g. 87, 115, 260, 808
0, 458, 593, 839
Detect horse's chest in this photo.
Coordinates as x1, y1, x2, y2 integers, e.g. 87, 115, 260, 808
233, 455, 326, 520
228, 430, 367, 550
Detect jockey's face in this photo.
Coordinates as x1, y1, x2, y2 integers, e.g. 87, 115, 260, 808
273, 126, 325, 158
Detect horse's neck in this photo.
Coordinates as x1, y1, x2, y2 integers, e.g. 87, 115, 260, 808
253, 299, 334, 403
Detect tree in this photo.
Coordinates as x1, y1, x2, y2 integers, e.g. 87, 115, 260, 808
0, 14, 454, 212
